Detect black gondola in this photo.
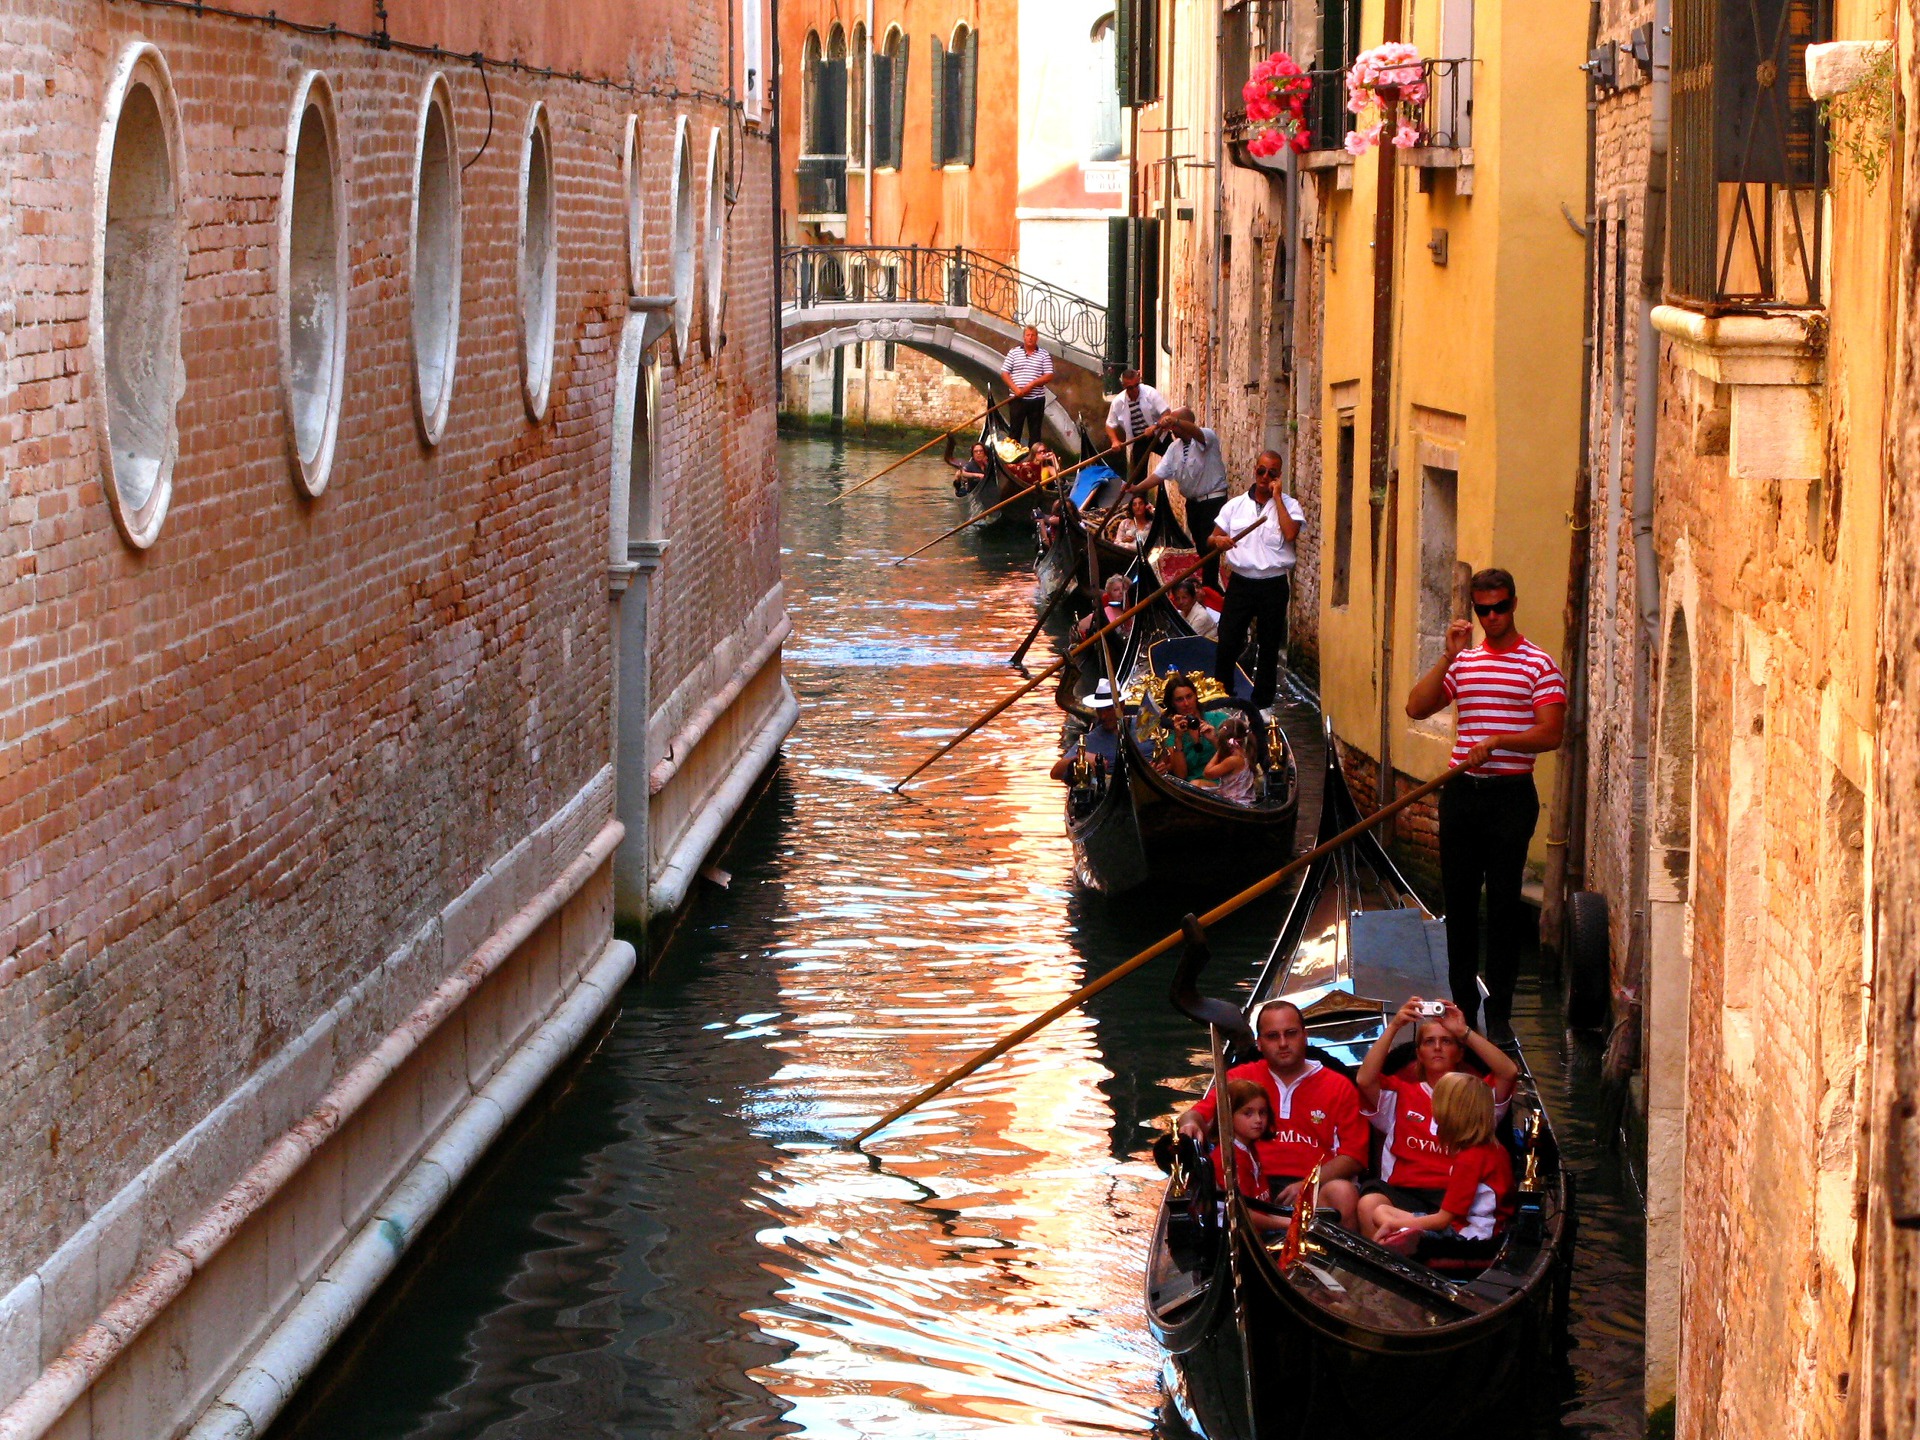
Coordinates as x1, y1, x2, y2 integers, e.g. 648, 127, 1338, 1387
1145, 732, 1574, 1440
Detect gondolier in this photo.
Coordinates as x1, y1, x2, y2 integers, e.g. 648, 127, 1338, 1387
1403, 567, 1566, 1040
1000, 326, 1055, 446
1131, 411, 1231, 587
1208, 451, 1303, 711
1104, 369, 1171, 486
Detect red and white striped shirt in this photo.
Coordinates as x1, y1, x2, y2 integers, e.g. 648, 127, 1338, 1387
1441, 639, 1567, 776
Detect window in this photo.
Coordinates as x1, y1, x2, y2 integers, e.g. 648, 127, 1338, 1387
1669, 0, 1825, 306
820, 26, 849, 155
741, 0, 766, 123
1245, 236, 1265, 388
668, 116, 695, 361
1311, 0, 1363, 150
519, 103, 557, 421
931, 25, 978, 167
1434, 0, 1474, 149
802, 31, 823, 150
1115, 0, 1159, 107
622, 115, 645, 293
1331, 416, 1356, 605
872, 30, 909, 169
849, 23, 868, 167
94, 42, 185, 548
1089, 15, 1122, 161
1415, 466, 1462, 674
279, 71, 347, 497
703, 125, 726, 357
1222, 3, 1252, 122
409, 74, 461, 445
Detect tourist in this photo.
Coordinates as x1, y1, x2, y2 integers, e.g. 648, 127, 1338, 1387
1403, 567, 1566, 1039
1154, 677, 1223, 781
1204, 713, 1258, 806
1113, 493, 1155, 550
1130, 410, 1230, 587
1209, 452, 1305, 712
1050, 679, 1122, 781
1074, 574, 1131, 641
1212, 1079, 1288, 1234
1357, 1072, 1516, 1251
1352, 998, 1519, 1214
946, 438, 992, 496
1000, 326, 1055, 447
1104, 368, 1171, 488
1171, 574, 1219, 640
1177, 999, 1365, 1227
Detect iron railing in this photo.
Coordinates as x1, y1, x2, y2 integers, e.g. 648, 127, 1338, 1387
795, 155, 847, 218
1416, 58, 1474, 150
780, 244, 1109, 358
1669, 0, 1826, 308
1304, 69, 1348, 153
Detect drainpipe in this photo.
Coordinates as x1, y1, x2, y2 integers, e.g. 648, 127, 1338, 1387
864, 0, 874, 243
1369, 0, 1404, 813
1539, 0, 1603, 961
1209, 0, 1228, 409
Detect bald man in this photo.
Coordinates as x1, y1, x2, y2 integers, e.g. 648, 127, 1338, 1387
1209, 452, 1305, 711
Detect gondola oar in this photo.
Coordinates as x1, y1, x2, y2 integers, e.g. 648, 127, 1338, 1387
1009, 578, 1072, 667
826, 396, 1012, 506
889, 515, 1267, 791
890, 440, 1128, 566
847, 758, 1472, 1148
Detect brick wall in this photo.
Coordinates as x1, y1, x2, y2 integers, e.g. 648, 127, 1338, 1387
0, 0, 780, 1423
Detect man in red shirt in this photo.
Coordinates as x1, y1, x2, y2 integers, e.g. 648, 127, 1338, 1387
1177, 1000, 1366, 1226
1405, 567, 1566, 1040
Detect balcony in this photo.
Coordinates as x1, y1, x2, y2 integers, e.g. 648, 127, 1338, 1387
796, 155, 847, 220
1399, 58, 1476, 192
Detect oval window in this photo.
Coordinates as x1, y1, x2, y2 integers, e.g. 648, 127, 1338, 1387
622, 114, 644, 294
667, 117, 695, 362
92, 44, 185, 549
702, 126, 726, 358
409, 74, 461, 445
519, 103, 557, 421
280, 72, 347, 495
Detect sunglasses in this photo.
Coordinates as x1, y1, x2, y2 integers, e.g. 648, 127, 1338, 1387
1473, 597, 1515, 617
1254, 465, 1283, 477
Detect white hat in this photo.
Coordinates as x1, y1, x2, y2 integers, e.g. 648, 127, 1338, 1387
1087, 679, 1117, 710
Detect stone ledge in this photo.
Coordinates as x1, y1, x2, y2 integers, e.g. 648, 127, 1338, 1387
1652, 304, 1826, 481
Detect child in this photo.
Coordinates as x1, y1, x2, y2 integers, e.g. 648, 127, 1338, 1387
1209, 1079, 1288, 1234
1358, 1071, 1515, 1250
1204, 713, 1258, 806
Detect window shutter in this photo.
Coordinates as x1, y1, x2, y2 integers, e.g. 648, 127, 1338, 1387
821, 62, 848, 155
960, 29, 979, 166
1115, 0, 1134, 105
930, 36, 947, 165
871, 53, 893, 167
891, 37, 910, 166
1106, 216, 1131, 374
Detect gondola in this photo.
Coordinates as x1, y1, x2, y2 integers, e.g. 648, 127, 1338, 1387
957, 412, 1050, 528
1145, 732, 1574, 1440
1055, 562, 1297, 892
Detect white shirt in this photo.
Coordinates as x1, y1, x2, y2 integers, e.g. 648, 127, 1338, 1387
1001, 344, 1055, 398
1215, 489, 1306, 579
1153, 429, 1229, 501
1105, 384, 1170, 440
1179, 600, 1220, 640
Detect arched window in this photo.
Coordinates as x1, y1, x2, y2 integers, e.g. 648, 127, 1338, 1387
873, 28, 909, 169
801, 31, 823, 151
1089, 15, 1122, 161
931, 23, 979, 167
849, 23, 868, 168
810, 27, 848, 156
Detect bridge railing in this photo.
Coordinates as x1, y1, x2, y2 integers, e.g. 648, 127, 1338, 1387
780, 245, 1108, 361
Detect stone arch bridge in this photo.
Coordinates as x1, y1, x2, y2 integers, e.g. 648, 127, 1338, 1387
778, 245, 1113, 453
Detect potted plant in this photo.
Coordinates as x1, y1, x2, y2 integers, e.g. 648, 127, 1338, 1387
1344, 42, 1428, 155
1242, 52, 1314, 157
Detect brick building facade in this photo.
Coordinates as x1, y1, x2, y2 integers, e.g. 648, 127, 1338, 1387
0, 3, 791, 1437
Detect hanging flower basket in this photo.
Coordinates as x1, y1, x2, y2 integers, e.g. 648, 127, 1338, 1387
1344, 42, 1428, 155
1241, 52, 1314, 158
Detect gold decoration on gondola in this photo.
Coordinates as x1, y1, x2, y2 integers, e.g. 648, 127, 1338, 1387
1521, 1108, 1542, 1192
1125, 669, 1232, 710
992, 436, 1030, 465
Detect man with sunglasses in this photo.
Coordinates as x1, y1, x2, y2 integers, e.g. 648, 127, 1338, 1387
1208, 451, 1304, 712
1405, 568, 1566, 1041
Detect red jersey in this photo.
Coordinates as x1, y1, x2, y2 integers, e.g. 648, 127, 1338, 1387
1189, 1059, 1368, 1181
1439, 1142, 1515, 1239
1366, 1071, 1510, 1189
1212, 1139, 1264, 1200
1441, 639, 1566, 775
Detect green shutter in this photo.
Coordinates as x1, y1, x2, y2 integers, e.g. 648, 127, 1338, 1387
1115, 0, 1134, 105
960, 29, 979, 166
871, 53, 892, 167
930, 36, 947, 166
1106, 216, 1130, 376
892, 37, 909, 168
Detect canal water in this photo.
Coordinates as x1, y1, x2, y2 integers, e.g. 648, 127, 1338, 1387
270, 435, 1644, 1440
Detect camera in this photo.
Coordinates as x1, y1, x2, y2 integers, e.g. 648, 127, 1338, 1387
1415, 1000, 1447, 1019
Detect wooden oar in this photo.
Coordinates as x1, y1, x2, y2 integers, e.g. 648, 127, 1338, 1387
891, 440, 1127, 566
826, 396, 1011, 506
847, 759, 1472, 1147
890, 514, 1266, 791
1009, 575, 1072, 667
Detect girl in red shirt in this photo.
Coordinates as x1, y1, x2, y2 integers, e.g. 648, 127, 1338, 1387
1210, 1079, 1288, 1234
1358, 1072, 1515, 1250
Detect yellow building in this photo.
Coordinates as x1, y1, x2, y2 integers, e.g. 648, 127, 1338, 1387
1308, 0, 1588, 868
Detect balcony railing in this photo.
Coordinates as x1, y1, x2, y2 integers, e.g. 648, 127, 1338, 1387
1414, 57, 1474, 151
1305, 68, 1349, 153
796, 155, 847, 218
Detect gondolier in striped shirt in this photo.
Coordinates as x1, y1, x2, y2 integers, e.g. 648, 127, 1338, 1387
1103, 368, 1170, 486
1404, 567, 1566, 1041
1000, 326, 1055, 446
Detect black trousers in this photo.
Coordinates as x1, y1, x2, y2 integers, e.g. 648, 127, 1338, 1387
1438, 773, 1541, 1029
1183, 493, 1228, 588
1009, 395, 1046, 446
1214, 571, 1290, 708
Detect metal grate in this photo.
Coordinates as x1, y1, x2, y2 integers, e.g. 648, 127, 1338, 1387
1669, 0, 1827, 309
795, 156, 847, 218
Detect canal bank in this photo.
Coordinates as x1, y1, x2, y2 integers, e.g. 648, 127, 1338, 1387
267, 435, 1643, 1439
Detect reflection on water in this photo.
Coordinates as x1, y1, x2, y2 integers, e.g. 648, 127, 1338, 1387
270, 435, 1643, 1440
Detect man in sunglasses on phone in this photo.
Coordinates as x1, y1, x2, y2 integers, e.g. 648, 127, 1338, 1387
1404, 568, 1566, 1042
1208, 451, 1304, 712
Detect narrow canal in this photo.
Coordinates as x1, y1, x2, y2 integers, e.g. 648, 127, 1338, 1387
270, 434, 1644, 1439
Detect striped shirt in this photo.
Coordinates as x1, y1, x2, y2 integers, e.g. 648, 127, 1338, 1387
1104, 383, 1170, 440
1001, 343, 1055, 396
1442, 639, 1567, 775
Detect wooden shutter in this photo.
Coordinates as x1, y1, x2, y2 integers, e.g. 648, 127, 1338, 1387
891, 37, 910, 166
930, 35, 947, 166
820, 62, 848, 155
960, 29, 979, 166
1115, 0, 1134, 106
1106, 216, 1131, 374
870, 52, 893, 167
